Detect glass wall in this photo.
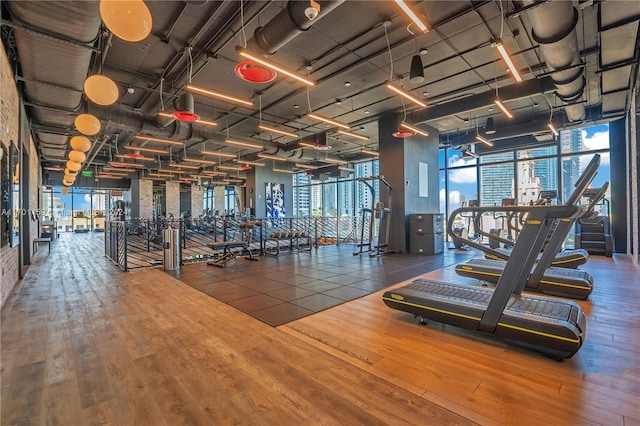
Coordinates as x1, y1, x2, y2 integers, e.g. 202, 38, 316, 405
292, 160, 380, 218
439, 123, 610, 246
41, 186, 110, 233
203, 188, 214, 212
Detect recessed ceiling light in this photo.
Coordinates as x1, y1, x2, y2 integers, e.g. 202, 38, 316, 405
364, 110, 370, 114
420, 48, 428, 55
293, 104, 300, 109
344, 81, 351, 87
487, 108, 494, 112
422, 91, 429, 96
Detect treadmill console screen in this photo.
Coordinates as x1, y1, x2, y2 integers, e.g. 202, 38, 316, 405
501, 198, 516, 206
468, 199, 479, 207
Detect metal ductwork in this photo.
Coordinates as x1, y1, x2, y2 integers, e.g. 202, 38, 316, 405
522, 1, 586, 122
247, 0, 344, 55
7, 1, 102, 161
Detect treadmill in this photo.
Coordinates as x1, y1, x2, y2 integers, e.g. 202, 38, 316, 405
382, 157, 600, 359
454, 161, 605, 299
470, 159, 599, 269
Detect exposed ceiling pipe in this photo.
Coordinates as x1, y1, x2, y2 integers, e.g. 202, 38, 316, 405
247, 0, 345, 55
520, 1, 586, 121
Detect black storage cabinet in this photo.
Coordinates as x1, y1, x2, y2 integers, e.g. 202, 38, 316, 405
409, 214, 444, 255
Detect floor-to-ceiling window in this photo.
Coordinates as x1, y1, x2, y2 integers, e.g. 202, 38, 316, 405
439, 123, 610, 246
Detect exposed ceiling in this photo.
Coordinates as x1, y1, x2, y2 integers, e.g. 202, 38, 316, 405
1, 0, 639, 186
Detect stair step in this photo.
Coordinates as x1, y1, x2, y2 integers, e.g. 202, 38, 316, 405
581, 232, 605, 241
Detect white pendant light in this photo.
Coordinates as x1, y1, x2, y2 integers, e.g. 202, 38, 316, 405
74, 114, 101, 136
84, 75, 119, 106
99, 0, 153, 43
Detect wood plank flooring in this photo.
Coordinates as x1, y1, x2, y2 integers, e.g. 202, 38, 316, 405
2, 232, 639, 425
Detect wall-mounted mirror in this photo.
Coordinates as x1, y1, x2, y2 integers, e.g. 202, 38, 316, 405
10, 142, 20, 246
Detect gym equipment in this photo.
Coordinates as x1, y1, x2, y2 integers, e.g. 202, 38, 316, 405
452, 200, 479, 250
207, 220, 260, 268
459, 156, 599, 268
488, 198, 515, 249
453, 157, 603, 299
575, 188, 613, 257
382, 157, 599, 360
352, 176, 392, 257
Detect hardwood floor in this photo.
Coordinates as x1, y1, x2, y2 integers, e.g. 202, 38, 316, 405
2, 233, 639, 425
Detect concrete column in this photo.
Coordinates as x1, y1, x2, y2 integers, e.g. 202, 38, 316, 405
165, 181, 180, 217
379, 113, 440, 252
130, 178, 153, 219
214, 186, 225, 213
191, 186, 204, 217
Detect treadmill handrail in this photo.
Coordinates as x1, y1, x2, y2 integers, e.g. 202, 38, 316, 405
479, 204, 584, 333
528, 182, 609, 283
565, 154, 601, 205
448, 154, 601, 258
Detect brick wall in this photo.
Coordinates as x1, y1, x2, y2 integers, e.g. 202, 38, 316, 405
1, 39, 21, 308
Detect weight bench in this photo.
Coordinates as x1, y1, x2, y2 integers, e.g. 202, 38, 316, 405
33, 237, 52, 255
206, 221, 260, 268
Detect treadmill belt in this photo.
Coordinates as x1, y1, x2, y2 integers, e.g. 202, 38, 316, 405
384, 278, 586, 358
401, 279, 493, 307
456, 258, 593, 299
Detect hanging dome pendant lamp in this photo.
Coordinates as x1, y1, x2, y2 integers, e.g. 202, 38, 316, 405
99, 0, 153, 43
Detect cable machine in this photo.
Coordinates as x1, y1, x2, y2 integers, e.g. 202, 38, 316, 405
352, 175, 392, 257
292, 175, 392, 255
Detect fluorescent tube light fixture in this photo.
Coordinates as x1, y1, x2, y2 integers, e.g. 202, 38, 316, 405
495, 39, 522, 83
476, 135, 494, 147
295, 164, 317, 170
548, 123, 559, 137
258, 124, 298, 138
186, 84, 253, 107
400, 122, 428, 137
257, 153, 286, 161
272, 168, 295, 174
361, 150, 379, 156
394, 0, 428, 32
218, 165, 245, 171
201, 150, 237, 158
124, 145, 168, 154
337, 130, 369, 141
386, 82, 427, 108
494, 99, 514, 119
182, 157, 217, 165
169, 163, 200, 170
307, 113, 351, 130
235, 159, 265, 167
134, 135, 184, 146
225, 139, 262, 149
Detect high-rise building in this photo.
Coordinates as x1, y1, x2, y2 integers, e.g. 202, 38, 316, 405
560, 129, 583, 202
293, 173, 311, 217
516, 152, 542, 205
479, 152, 514, 206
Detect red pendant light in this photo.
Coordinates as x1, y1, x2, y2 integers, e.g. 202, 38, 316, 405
235, 61, 277, 83
392, 129, 416, 138
172, 93, 200, 122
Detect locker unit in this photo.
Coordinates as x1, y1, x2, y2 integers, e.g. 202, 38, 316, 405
409, 214, 444, 255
